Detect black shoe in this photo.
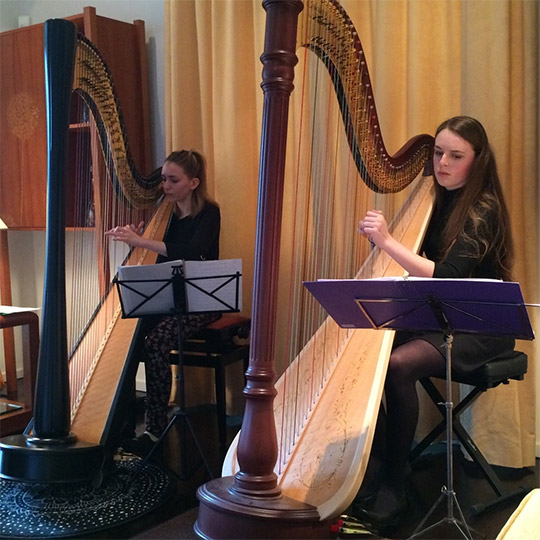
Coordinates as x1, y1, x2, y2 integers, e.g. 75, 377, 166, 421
351, 478, 381, 507
350, 485, 407, 535
121, 433, 160, 459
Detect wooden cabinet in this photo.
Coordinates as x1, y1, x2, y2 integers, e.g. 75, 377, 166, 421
0, 8, 155, 412
0, 311, 40, 436
0, 6, 153, 230
0, 22, 48, 228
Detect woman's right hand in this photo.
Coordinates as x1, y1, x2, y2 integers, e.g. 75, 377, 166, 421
357, 210, 391, 248
105, 221, 145, 247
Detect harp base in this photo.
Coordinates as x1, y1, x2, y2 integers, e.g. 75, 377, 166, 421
0, 433, 104, 484
195, 476, 331, 539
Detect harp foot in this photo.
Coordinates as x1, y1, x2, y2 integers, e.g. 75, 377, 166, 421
195, 476, 331, 539
0, 433, 104, 484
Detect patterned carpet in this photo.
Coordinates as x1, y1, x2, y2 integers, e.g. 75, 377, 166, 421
0, 455, 174, 538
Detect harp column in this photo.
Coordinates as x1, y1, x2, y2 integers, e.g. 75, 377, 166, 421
233, 0, 303, 496
0, 19, 103, 485
195, 2, 330, 538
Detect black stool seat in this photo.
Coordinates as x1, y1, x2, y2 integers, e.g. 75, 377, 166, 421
410, 350, 530, 515
451, 350, 527, 388
170, 314, 250, 456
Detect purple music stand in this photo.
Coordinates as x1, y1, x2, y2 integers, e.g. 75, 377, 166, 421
304, 277, 534, 540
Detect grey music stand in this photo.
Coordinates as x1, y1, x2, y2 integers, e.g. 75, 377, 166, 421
115, 259, 242, 483
304, 277, 534, 540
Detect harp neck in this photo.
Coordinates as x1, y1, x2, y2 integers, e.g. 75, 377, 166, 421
299, 0, 433, 192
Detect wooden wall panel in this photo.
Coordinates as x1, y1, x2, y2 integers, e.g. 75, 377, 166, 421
0, 7, 152, 230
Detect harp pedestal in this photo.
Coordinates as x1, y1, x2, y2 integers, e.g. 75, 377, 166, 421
196, 477, 330, 539
0, 435, 103, 484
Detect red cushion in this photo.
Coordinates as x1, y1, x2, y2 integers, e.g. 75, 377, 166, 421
206, 313, 250, 330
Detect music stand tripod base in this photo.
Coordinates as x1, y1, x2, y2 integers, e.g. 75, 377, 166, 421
115, 260, 243, 487
408, 333, 477, 540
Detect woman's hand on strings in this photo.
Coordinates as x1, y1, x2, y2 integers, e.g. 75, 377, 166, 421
358, 210, 435, 277
357, 210, 391, 248
105, 221, 168, 256
105, 221, 145, 247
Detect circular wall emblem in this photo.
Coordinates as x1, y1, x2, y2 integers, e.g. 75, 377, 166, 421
7, 92, 40, 140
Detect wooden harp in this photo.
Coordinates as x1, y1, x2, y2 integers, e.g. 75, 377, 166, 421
196, 1, 434, 538
0, 18, 170, 483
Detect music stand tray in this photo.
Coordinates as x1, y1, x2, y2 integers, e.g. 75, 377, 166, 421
304, 277, 534, 340
115, 258, 242, 318
304, 276, 534, 539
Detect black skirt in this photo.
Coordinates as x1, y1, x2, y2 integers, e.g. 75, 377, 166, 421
394, 331, 515, 376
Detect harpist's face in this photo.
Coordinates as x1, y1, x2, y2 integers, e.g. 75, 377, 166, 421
433, 128, 475, 191
161, 160, 200, 206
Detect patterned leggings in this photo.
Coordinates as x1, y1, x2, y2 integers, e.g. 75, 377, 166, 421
143, 312, 220, 437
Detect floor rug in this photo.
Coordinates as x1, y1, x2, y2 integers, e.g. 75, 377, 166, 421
0, 455, 174, 538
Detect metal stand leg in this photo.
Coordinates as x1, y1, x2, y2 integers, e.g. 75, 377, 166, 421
409, 333, 478, 540
127, 309, 214, 488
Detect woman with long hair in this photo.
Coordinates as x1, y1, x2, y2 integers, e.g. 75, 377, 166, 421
354, 116, 515, 532
107, 149, 221, 455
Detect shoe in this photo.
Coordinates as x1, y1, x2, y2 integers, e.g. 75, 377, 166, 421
351, 490, 377, 507
121, 432, 160, 459
350, 484, 407, 535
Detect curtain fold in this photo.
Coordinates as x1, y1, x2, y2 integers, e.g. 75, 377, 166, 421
165, 0, 539, 467
459, 0, 539, 468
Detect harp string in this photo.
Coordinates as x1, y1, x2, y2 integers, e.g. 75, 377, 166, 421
68, 44, 99, 408
64, 33, 163, 418
273, 0, 432, 473
279, 13, 356, 468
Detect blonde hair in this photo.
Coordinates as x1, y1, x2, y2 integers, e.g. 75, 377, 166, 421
164, 150, 218, 216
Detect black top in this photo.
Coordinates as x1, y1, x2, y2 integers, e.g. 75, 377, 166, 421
157, 202, 220, 263
135, 202, 221, 334
397, 188, 515, 375
422, 188, 500, 279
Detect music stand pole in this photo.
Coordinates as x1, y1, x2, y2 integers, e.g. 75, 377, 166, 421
170, 265, 214, 480
127, 266, 213, 486
409, 300, 474, 540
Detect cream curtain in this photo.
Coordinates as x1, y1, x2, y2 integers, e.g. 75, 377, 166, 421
165, 0, 539, 467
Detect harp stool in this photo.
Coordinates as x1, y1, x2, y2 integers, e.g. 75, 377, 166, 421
170, 313, 250, 457
410, 350, 530, 515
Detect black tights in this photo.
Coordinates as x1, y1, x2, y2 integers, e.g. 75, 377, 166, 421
366, 338, 446, 493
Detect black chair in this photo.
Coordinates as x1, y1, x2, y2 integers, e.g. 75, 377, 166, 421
170, 313, 250, 457
410, 350, 531, 515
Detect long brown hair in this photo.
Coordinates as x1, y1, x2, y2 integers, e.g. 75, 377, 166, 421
163, 150, 218, 216
433, 116, 514, 280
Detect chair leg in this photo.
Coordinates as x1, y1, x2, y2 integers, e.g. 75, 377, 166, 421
214, 362, 227, 457
410, 379, 482, 461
